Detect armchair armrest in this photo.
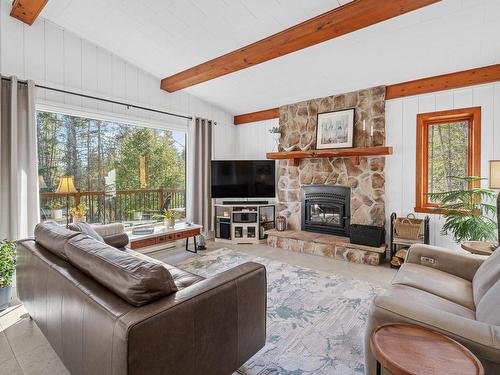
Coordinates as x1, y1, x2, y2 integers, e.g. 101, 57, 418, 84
369, 287, 500, 365
117, 262, 267, 375
406, 244, 485, 281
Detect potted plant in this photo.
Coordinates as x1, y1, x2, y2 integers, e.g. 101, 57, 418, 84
428, 176, 497, 242
153, 209, 176, 229
48, 201, 65, 219
69, 202, 88, 224
0, 241, 16, 311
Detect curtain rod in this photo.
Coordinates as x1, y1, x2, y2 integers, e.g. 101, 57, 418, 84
1, 76, 193, 121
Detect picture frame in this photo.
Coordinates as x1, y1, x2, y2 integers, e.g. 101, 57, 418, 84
315, 108, 355, 149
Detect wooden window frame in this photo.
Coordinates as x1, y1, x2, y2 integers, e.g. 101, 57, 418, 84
415, 107, 481, 214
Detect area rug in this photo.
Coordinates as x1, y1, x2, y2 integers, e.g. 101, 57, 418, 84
172, 248, 382, 375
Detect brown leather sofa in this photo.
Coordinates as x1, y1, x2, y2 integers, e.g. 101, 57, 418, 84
17, 222, 267, 375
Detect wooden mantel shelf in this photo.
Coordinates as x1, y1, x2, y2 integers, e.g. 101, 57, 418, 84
266, 146, 393, 166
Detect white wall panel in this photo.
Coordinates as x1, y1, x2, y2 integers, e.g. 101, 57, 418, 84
0, 1, 233, 131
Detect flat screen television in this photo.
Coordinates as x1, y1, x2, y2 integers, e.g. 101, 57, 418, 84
211, 160, 276, 198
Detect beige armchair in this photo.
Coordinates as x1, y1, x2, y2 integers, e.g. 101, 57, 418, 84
364, 244, 500, 374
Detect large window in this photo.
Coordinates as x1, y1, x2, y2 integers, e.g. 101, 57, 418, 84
415, 107, 481, 213
37, 111, 186, 224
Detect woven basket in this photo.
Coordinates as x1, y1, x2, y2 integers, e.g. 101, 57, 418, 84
394, 214, 423, 239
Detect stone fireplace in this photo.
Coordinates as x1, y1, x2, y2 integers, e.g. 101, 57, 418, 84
301, 185, 350, 237
267, 85, 388, 265
277, 85, 387, 230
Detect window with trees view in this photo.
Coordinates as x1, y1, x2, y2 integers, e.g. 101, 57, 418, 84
415, 107, 481, 213
37, 111, 186, 224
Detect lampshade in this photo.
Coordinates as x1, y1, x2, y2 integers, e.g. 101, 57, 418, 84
56, 176, 77, 193
490, 161, 500, 189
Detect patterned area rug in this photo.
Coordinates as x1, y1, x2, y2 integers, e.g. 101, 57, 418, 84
171, 248, 382, 375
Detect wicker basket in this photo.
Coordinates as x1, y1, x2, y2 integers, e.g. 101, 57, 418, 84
394, 214, 423, 239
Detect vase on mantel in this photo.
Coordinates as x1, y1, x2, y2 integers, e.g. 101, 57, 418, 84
269, 126, 281, 152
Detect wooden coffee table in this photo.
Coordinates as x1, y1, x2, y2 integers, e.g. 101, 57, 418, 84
127, 223, 202, 253
370, 323, 484, 375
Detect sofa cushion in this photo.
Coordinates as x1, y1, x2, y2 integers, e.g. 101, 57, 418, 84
476, 280, 500, 325
392, 262, 474, 310
65, 235, 178, 306
34, 221, 81, 260
472, 248, 500, 306
68, 222, 104, 242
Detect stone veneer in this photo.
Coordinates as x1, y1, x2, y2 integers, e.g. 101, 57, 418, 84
277, 86, 387, 230
266, 230, 383, 266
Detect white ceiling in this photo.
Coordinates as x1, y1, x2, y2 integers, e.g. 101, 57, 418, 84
41, 0, 500, 115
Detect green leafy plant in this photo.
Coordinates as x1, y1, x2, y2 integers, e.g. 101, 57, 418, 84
268, 126, 281, 135
152, 209, 176, 220
427, 176, 497, 242
0, 241, 16, 288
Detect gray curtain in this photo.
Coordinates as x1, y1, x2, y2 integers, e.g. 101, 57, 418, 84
188, 117, 213, 235
0, 76, 39, 240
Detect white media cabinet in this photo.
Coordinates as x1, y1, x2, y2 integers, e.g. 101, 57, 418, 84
214, 203, 275, 244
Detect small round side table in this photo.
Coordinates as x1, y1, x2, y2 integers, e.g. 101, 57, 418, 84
461, 241, 496, 256
370, 323, 484, 375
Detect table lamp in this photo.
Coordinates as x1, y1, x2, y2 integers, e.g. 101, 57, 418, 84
489, 160, 500, 246
56, 176, 77, 226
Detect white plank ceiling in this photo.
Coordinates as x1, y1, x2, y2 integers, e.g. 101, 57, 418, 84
35, 0, 500, 114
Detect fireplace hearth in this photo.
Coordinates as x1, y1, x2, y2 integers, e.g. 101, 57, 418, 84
301, 185, 350, 237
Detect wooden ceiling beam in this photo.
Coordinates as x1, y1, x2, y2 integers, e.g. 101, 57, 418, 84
234, 108, 280, 125
234, 64, 500, 125
10, 0, 48, 25
161, 0, 440, 92
385, 64, 500, 99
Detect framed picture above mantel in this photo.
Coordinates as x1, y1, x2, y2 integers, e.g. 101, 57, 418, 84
315, 108, 355, 149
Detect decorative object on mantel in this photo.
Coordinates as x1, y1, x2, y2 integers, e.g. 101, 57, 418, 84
268, 126, 281, 152
276, 215, 287, 231
316, 108, 354, 149
360, 119, 376, 148
389, 212, 430, 269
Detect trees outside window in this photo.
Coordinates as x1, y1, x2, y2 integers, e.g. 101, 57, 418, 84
415, 107, 481, 214
37, 111, 186, 223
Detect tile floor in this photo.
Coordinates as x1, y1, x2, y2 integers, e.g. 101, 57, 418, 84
0, 241, 396, 375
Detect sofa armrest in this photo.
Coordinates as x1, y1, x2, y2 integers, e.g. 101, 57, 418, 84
91, 222, 125, 237
117, 262, 267, 375
405, 244, 485, 281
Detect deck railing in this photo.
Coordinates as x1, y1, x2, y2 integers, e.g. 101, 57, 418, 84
40, 188, 185, 224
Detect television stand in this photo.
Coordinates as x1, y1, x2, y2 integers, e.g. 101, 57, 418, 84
214, 203, 275, 244
222, 200, 269, 205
